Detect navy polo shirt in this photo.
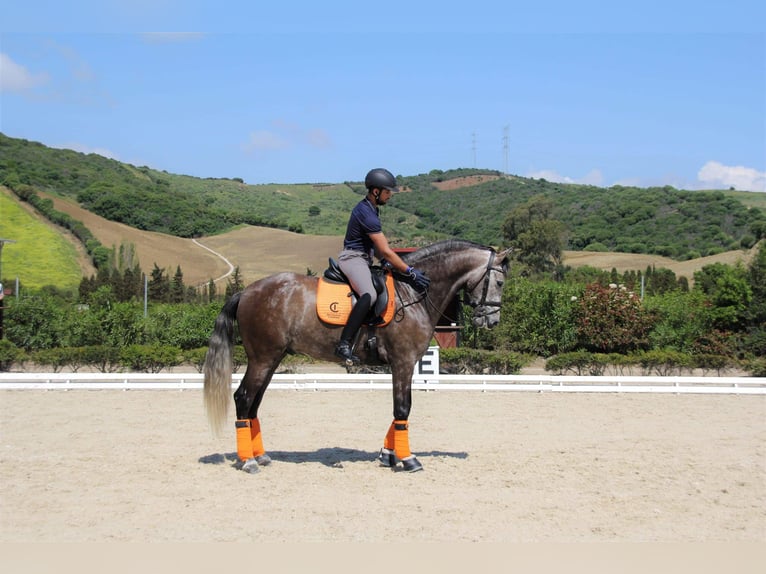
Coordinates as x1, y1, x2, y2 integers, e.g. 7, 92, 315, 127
343, 198, 382, 255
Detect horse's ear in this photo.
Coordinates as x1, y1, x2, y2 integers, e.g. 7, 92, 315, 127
497, 247, 512, 270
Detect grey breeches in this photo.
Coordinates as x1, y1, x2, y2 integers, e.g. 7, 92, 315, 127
337, 250, 378, 306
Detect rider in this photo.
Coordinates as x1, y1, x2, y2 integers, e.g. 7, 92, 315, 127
334, 167, 431, 364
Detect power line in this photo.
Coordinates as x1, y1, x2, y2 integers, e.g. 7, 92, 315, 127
502, 125, 509, 175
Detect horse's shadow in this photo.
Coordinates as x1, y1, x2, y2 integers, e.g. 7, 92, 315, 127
198, 448, 468, 468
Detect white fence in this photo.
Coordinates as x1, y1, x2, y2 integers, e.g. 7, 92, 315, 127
1, 372, 765, 395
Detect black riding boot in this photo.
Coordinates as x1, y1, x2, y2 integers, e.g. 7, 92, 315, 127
335, 293, 372, 364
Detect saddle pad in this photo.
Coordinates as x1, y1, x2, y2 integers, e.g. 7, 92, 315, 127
316, 273, 396, 326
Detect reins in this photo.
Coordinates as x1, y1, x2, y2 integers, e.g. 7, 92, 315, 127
392, 248, 505, 323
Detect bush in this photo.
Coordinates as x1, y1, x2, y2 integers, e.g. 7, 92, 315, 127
184, 347, 209, 373
637, 349, 693, 375
31, 348, 71, 373
440, 347, 527, 374
81, 345, 122, 373
120, 344, 181, 373
492, 278, 580, 356
545, 351, 611, 375
576, 283, 653, 353
0, 339, 23, 371
743, 357, 766, 377
692, 354, 736, 376
232, 345, 248, 373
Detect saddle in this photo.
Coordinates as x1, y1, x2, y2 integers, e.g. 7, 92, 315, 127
316, 258, 395, 326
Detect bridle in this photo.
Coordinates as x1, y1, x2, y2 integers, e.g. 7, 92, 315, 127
393, 248, 507, 323
465, 250, 506, 317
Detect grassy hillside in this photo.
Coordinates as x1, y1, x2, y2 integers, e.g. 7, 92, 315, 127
394, 172, 766, 258
0, 187, 87, 290
0, 133, 432, 245
7, 186, 756, 292
0, 182, 756, 293
4, 133, 765, 261
41, 190, 341, 286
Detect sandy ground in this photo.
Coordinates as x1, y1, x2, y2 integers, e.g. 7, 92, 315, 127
1, 389, 764, 544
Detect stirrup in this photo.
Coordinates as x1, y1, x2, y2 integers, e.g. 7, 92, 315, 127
334, 341, 359, 365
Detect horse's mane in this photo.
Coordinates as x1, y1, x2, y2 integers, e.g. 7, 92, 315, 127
402, 239, 492, 265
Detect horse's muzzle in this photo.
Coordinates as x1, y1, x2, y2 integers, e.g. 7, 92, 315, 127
472, 307, 501, 329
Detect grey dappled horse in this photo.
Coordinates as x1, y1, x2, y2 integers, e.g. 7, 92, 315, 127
203, 239, 510, 473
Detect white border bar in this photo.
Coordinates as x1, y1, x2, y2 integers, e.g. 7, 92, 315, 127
1, 372, 764, 394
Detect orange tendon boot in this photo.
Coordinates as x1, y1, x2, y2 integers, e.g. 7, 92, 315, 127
235, 419, 254, 462
393, 419, 423, 472
249, 418, 271, 466
378, 421, 396, 467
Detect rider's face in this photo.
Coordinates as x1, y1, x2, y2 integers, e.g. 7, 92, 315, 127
376, 188, 393, 205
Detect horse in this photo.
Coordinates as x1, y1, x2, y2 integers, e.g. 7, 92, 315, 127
203, 239, 511, 473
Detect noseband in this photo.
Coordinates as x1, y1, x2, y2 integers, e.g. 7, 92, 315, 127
466, 251, 505, 316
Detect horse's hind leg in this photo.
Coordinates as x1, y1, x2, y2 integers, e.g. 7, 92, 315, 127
233, 357, 281, 472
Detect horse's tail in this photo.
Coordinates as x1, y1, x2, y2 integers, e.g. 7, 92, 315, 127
203, 291, 241, 435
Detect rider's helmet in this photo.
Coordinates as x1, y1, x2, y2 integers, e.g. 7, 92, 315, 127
365, 168, 400, 193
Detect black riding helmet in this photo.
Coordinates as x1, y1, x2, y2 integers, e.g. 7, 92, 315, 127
365, 168, 400, 193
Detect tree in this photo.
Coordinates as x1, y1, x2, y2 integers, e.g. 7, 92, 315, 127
148, 264, 170, 303
225, 266, 245, 299
502, 195, 566, 275
693, 263, 751, 331
170, 265, 185, 303
743, 242, 766, 357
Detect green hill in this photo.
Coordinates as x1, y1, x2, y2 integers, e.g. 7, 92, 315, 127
0, 188, 84, 290
1, 132, 764, 261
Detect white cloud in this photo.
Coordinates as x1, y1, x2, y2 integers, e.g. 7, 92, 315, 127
611, 177, 642, 187
579, 169, 604, 186
697, 161, 766, 192
305, 128, 332, 149
243, 130, 290, 151
526, 169, 574, 183
55, 142, 119, 160
243, 122, 333, 153
526, 168, 603, 186
0, 53, 49, 92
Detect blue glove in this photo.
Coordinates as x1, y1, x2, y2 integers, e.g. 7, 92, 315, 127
407, 267, 430, 293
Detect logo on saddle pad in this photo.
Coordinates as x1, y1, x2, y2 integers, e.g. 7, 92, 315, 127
316, 272, 396, 326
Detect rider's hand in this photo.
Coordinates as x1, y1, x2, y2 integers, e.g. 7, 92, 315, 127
407, 267, 430, 293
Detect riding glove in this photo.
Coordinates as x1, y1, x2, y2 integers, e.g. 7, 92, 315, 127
408, 267, 431, 293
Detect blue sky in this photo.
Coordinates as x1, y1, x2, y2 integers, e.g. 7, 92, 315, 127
1, 2, 764, 191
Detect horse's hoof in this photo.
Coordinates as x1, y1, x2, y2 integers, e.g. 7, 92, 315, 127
240, 458, 261, 474
400, 456, 423, 473
378, 448, 396, 467
255, 453, 272, 466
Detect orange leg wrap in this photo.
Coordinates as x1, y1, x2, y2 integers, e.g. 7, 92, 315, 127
249, 418, 265, 457
383, 421, 396, 451
393, 419, 412, 459
235, 419, 254, 461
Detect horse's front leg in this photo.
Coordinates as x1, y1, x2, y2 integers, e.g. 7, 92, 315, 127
379, 365, 423, 472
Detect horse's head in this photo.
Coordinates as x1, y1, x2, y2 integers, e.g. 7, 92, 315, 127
464, 248, 511, 329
